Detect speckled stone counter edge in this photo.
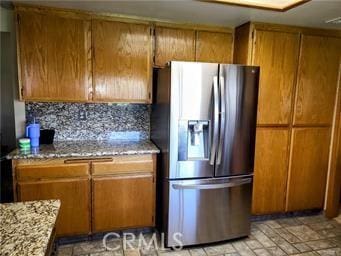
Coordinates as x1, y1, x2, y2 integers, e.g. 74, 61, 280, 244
0, 200, 60, 256
7, 140, 160, 160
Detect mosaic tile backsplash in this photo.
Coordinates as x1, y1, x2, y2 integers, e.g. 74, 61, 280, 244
25, 102, 150, 141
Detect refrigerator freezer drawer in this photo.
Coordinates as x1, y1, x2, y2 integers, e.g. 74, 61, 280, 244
164, 176, 252, 247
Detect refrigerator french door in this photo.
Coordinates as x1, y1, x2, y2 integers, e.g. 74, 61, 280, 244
151, 61, 259, 247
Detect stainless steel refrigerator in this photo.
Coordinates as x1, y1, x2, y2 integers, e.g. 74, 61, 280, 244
151, 61, 259, 247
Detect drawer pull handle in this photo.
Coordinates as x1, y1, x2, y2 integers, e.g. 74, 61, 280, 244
64, 158, 113, 164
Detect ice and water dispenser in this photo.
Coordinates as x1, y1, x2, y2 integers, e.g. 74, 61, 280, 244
187, 121, 209, 159
178, 120, 210, 161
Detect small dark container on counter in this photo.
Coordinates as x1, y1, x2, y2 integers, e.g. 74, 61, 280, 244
39, 129, 55, 145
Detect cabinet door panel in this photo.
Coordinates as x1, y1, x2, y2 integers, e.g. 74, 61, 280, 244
253, 30, 300, 125
286, 128, 331, 211
252, 128, 289, 214
92, 20, 152, 102
18, 178, 90, 236
154, 27, 195, 67
294, 35, 341, 125
93, 174, 154, 232
196, 31, 233, 63
18, 11, 91, 101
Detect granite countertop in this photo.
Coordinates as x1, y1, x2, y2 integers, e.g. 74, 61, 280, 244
0, 200, 60, 256
7, 140, 160, 160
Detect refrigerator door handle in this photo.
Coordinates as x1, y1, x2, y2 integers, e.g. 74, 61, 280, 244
209, 76, 219, 165
172, 178, 252, 190
217, 76, 226, 165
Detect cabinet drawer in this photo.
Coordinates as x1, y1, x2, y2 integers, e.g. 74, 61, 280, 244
16, 160, 89, 181
92, 155, 154, 176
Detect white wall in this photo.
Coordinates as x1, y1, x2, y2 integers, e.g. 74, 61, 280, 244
1, 7, 12, 32
1, 6, 25, 142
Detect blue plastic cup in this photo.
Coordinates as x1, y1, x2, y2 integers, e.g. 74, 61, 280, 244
26, 123, 40, 147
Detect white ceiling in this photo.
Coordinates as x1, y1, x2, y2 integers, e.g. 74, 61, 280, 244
20, 0, 341, 29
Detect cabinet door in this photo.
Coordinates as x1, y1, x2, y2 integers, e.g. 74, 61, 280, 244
252, 128, 290, 214
93, 174, 155, 232
286, 128, 331, 211
294, 35, 341, 125
18, 178, 90, 236
196, 31, 233, 63
18, 11, 91, 101
253, 30, 300, 125
154, 27, 195, 67
92, 20, 152, 103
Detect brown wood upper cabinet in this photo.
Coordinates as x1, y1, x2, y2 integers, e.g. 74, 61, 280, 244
293, 35, 341, 126
253, 30, 300, 125
92, 20, 152, 103
17, 10, 91, 101
234, 25, 300, 125
234, 23, 300, 126
196, 31, 233, 63
154, 26, 196, 67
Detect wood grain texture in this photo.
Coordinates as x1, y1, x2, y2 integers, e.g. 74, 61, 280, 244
325, 112, 341, 218
252, 22, 341, 38
92, 154, 153, 176
18, 10, 91, 101
233, 23, 251, 65
15, 4, 233, 33
16, 163, 89, 181
18, 178, 91, 236
92, 174, 155, 232
293, 35, 341, 125
92, 19, 152, 103
252, 128, 290, 214
195, 31, 233, 63
154, 26, 195, 67
253, 30, 300, 125
14, 158, 90, 166
286, 128, 331, 211
325, 69, 341, 218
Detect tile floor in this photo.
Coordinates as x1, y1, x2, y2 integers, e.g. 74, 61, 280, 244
56, 214, 341, 256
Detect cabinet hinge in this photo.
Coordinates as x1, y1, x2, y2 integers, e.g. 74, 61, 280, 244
20, 87, 24, 98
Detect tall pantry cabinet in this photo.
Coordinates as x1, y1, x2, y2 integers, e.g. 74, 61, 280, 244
234, 22, 341, 214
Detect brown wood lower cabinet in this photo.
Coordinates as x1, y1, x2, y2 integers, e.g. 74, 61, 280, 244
92, 174, 155, 232
18, 178, 91, 236
13, 154, 156, 236
252, 128, 290, 215
286, 128, 331, 211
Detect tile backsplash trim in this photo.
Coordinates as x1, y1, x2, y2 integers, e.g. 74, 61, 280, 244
25, 102, 150, 141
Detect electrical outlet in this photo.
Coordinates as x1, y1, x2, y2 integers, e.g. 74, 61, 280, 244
78, 110, 87, 121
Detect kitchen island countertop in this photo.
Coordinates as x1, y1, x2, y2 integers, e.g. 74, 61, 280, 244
0, 200, 60, 256
7, 140, 160, 160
